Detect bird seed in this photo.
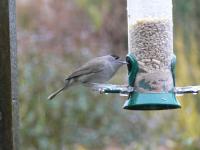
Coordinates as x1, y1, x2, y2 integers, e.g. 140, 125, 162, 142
129, 18, 173, 72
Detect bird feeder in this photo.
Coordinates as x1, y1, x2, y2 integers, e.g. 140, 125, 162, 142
124, 0, 181, 110
92, 0, 200, 111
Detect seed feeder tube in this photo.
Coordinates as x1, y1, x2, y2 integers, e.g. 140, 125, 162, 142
124, 0, 181, 110
91, 0, 200, 110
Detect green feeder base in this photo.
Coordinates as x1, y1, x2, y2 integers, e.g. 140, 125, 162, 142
123, 92, 181, 110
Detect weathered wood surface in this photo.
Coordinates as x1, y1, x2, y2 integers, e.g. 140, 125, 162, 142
0, 0, 19, 150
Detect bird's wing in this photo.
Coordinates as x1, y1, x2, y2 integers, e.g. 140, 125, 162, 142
65, 60, 105, 80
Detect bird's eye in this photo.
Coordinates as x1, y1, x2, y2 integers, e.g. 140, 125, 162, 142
110, 55, 119, 60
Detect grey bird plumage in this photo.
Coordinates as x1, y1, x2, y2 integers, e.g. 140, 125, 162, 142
48, 55, 126, 100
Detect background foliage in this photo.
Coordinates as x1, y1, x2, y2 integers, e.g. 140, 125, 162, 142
17, 0, 200, 149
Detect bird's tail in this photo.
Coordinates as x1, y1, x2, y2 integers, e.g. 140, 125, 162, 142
48, 86, 66, 100
48, 80, 71, 100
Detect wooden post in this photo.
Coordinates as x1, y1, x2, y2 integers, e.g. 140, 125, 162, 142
0, 0, 19, 150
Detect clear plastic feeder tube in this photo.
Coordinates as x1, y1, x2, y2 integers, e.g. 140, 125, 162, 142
127, 0, 174, 93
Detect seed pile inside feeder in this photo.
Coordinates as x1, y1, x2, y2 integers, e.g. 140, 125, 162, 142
129, 18, 173, 73
128, 18, 174, 92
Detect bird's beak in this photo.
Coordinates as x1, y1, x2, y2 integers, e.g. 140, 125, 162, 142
117, 60, 128, 64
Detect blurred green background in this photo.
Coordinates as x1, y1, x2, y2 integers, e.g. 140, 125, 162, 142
17, 0, 200, 149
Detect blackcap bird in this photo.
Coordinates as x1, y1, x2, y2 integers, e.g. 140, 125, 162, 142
48, 55, 126, 100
